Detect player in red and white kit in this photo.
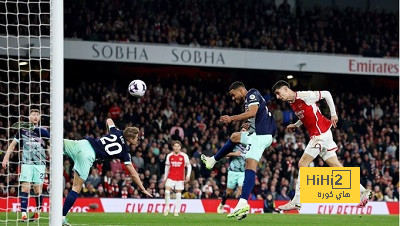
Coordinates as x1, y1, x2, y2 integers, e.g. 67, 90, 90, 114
272, 80, 371, 211
163, 140, 191, 216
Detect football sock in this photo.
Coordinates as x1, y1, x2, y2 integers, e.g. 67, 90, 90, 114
165, 190, 170, 210
221, 191, 228, 205
360, 184, 366, 193
175, 192, 182, 213
20, 192, 28, 215
36, 194, 44, 211
63, 190, 78, 216
239, 169, 255, 200
237, 198, 248, 208
214, 139, 236, 161
293, 174, 301, 204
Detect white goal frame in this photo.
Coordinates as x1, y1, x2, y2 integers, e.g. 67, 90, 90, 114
49, 0, 63, 224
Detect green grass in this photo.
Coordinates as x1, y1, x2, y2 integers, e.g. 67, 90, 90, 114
0, 212, 398, 226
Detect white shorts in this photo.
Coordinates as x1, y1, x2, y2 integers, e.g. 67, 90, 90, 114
305, 130, 338, 161
165, 179, 184, 191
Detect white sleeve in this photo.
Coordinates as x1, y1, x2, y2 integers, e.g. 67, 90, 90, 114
184, 154, 191, 179
186, 163, 192, 179
124, 161, 133, 166
320, 91, 337, 117
183, 153, 190, 166
164, 164, 170, 180
165, 153, 171, 165
296, 91, 321, 105
164, 153, 171, 180
294, 120, 303, 127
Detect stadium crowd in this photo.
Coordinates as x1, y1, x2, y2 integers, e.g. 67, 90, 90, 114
43, 77, 400, 202
62, 78, 398, 203
65, 0, 399, 57
0, 77, 398, 208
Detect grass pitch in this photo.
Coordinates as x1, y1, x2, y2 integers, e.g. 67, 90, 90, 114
0, 212, 398, 226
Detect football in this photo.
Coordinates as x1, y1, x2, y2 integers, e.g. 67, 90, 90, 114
128, 79, 147, 97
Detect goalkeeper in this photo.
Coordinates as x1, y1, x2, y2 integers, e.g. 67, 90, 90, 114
2, 109, 50, 222
217, 128, 248, 215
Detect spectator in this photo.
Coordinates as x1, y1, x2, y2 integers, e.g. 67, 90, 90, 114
264, 193, 278, 213
276, 186, 291, 201
144, 157, 160, 177
83, 96, 96, 113
278, 0, 291, 15
83, 183, 97, 197
386, 142, 397, 158
8, 187, 17, 197
109, 103, 121, 120
110, 159, 123, 175
121, 186, 129, 198
97, 186, 106, 198
170, 123, 184, 141
384, 187, 399, 202
273, 105, 284, 124
269, 185, 278, 199
183, 187, 196, 199
132, 151, 144, 171
374, 104, 384, 119
86, 168, 101, 188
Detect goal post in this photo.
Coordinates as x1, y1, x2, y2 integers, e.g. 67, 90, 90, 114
49, 0, 63, 224
0, 0, 63, 224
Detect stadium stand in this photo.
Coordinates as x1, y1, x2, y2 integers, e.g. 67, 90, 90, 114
64, 0, 399, 57
2, 77, 397, 203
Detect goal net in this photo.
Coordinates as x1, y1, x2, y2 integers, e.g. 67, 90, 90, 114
0, 0, 62, 224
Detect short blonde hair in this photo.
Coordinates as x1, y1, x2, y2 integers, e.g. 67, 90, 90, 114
29, 109, 40, 114
172, 140, 181, 146
123, 127, 139, 140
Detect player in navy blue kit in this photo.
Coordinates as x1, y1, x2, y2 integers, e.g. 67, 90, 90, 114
62, 118, 152, 226
201, 81, 276, 220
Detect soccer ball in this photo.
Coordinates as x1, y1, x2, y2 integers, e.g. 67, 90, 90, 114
128, 80, 147, 97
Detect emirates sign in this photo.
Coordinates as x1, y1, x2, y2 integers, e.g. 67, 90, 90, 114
349, 59, 399, 75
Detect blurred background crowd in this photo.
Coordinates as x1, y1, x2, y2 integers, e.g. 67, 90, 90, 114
62, 78, 399, 204
5, 73, 399, 204
65, 0, 399, 57
0, 74, 398, 211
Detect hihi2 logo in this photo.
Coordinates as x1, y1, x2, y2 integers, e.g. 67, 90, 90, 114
300, 167, 360, 203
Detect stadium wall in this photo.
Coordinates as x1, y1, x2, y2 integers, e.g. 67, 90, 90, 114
1, 198, 398, 215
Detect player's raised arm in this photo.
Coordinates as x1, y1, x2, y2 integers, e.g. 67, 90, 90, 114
125, 163, 153, 197
2, 140, 17, 169
320, 91, 338, 128
106, 118, 115, 132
